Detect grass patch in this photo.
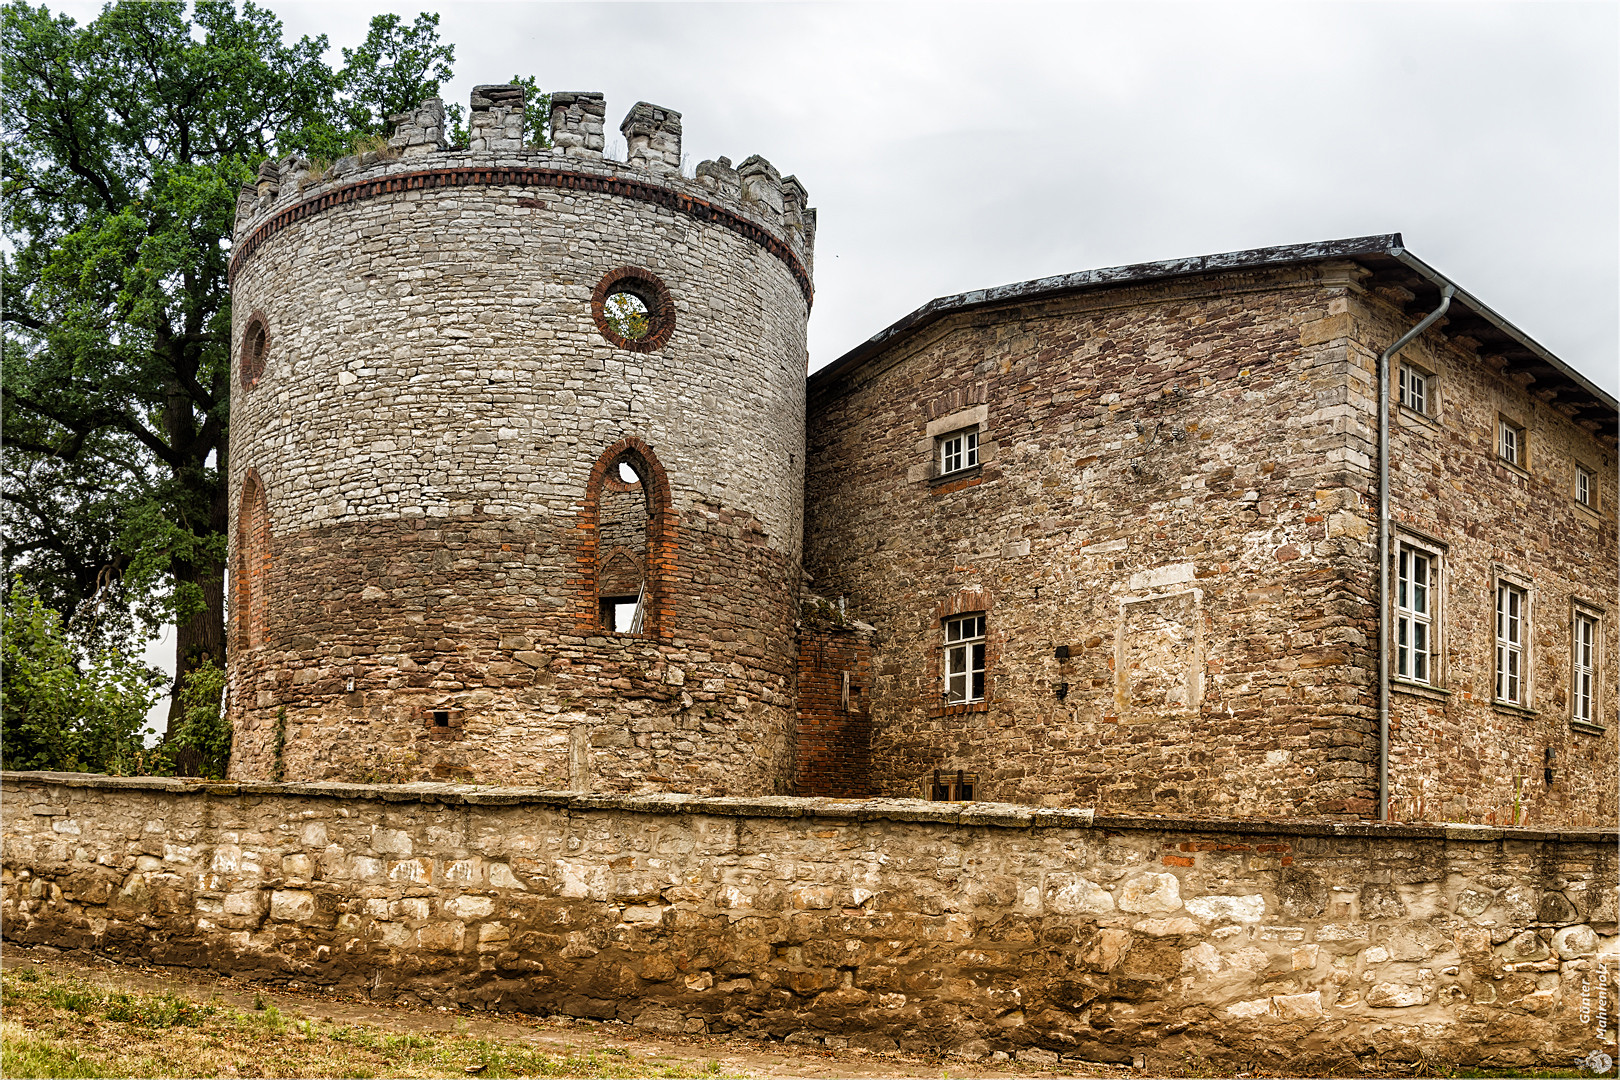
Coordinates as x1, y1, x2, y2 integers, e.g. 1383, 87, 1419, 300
1, 968, 743, 1079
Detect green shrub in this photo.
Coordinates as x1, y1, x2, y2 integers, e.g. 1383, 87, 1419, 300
1, 578, 163, 774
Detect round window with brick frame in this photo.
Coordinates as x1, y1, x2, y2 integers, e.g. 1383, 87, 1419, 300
240, 312, 270, 388
591, 267, 675, 352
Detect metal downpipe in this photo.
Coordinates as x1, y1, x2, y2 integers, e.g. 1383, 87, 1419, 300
1377, 284, 1454, 821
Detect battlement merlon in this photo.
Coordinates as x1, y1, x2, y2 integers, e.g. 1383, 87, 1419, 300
550, 91, 606, 158
620, 101, 682, 174
470, 84, 525, 151
234, 90, 815, 270
388, 97, 448, 157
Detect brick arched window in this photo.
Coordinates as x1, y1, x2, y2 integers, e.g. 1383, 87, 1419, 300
578, 438, 675, 637
239, 311, 270, 389
236, 469, 270, 650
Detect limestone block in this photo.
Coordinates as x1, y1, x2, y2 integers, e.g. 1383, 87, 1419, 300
268, 889, 315, 922
1045, 875, 1115, 915
1119, 872, 1182, 914
1365, 982, 1429, 1008
1185, 894, 1265, 923
1553, 925, 1598, 960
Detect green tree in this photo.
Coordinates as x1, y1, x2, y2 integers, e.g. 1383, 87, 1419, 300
337, 11, 455, 139
1, 2, 462, 736
1, 577, 164, 773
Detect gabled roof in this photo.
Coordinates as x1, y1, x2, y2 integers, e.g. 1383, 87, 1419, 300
810, 234, 1617, 432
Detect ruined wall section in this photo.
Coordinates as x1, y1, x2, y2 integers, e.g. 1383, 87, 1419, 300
805, 265, 1379, 817
226, 91, 812, 793
4, 773, 1615, 1072
1345, 292, 1619, 826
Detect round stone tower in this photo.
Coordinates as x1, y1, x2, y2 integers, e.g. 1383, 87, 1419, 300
225, 88, 815, 792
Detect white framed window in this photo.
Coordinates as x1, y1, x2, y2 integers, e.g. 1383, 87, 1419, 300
1395, 541, 1440, 684
1495, 581, 1528, 705
1573, 608, 1599, 726
1576, 465, 1594, 508
943, 613, 986, 703
938, 428, 979, 476
1498, 417, 1525, 468
1398, 364, 1430, 414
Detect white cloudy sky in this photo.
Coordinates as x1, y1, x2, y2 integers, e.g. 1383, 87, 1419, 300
253, 0, 1618, 392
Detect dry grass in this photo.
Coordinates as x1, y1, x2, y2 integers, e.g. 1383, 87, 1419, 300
0, 967, 739, 1079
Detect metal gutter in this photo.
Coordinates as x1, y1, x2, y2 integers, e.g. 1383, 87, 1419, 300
1375, 285, 1454, 822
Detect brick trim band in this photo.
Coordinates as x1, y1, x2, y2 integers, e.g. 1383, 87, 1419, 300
229, 167, 814, 307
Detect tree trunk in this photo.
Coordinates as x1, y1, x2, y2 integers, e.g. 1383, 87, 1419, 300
165, 557, 227, 732
164, 471, 230, 735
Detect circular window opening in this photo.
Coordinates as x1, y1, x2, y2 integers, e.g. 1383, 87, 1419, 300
591, 267, 674, 352
240, 314, 269, 388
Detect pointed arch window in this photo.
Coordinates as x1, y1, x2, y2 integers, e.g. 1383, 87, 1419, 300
236, 469, 270, 650
579, 438, 675, 638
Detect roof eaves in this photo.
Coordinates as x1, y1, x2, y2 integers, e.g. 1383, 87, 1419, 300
809, 235, 1617, 422
809, 234, 1402, 393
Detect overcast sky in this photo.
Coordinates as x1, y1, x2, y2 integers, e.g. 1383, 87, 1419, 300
246, 0, 1619, 393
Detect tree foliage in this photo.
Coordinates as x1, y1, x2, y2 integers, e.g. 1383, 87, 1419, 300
1, 577, 164, 773
1, 2, 475, 738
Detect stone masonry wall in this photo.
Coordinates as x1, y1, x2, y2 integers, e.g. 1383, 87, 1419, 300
805, 263, 1381, 817
3, 772, 1616, 1073
226, 92, 812, 796
1343, 290, 1619, 827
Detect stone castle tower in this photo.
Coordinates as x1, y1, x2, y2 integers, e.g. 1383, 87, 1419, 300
226, 87, 816, 792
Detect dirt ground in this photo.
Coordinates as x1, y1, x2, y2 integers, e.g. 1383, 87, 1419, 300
1, 943, 1136, 1079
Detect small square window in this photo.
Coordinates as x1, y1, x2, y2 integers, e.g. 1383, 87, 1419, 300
1498, 417, 1526, 468
943, 613, 986, 703
938, 429, 979, 476
1398, 364, 1430, 414
1576, 466, 1594, 508
928, 769, 977, 802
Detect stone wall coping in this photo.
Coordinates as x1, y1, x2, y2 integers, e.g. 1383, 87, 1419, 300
5, 772, 1613, 844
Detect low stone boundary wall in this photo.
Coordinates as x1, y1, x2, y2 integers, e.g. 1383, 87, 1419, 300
2, 771, 1615, 1071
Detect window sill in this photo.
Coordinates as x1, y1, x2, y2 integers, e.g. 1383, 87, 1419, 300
1391, 679, 1451, 703
929, 700, 989, 719
1574, 501, 1601, 522
1570, 720, 1607, 737
1491, 700, 1538, 720
1495, 459, 1530, 481
1397, 406, 1440, 431
928, 464, 983, 488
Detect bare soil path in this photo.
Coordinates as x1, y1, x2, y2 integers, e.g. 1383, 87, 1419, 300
2, 944, 1128, 1079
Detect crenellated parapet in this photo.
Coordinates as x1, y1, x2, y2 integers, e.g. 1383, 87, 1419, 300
232, 86, 816, 297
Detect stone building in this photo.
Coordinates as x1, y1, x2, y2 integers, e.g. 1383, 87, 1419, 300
226, 87, 1616, 827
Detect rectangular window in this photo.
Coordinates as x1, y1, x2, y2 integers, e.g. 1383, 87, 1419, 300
1576, 466, 1593, 507
1395, 543, 1438, 683
944, 613, 986, 703
1498, 417, 1525, 467
1398, 364, 1428, 414
1495, 582, 1526, 704
1573, 610, 1598, 725
938, 429, 979, 476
